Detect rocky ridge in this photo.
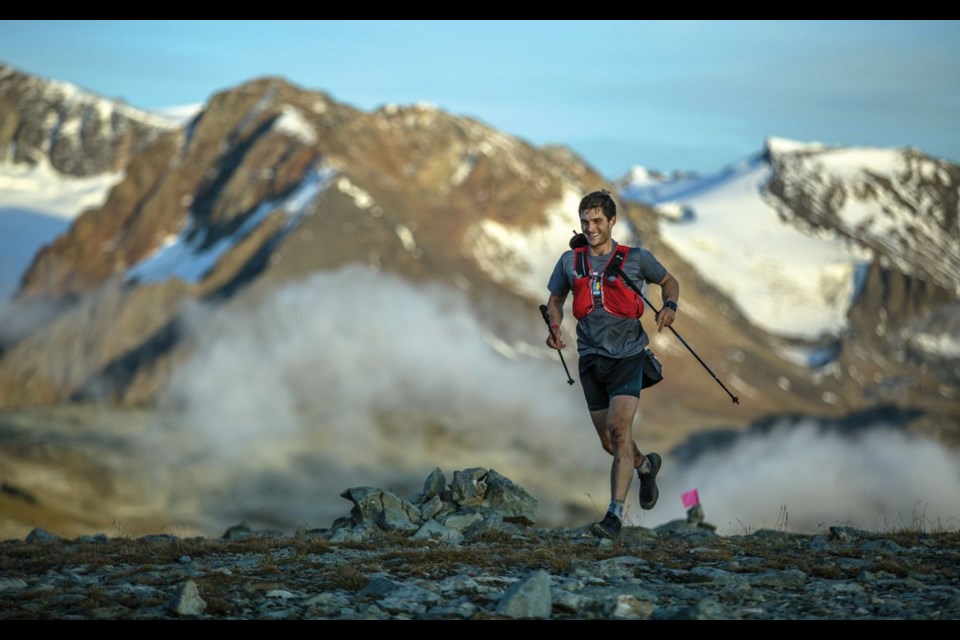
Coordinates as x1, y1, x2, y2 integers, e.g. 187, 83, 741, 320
0, 63, 179, 177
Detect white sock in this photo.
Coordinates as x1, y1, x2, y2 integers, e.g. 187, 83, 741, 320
608, 500, 624, 521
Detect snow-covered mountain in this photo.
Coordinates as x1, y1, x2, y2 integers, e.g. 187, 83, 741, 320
0, 63, 197, 304
623, 144, 869, 341
764, 138, 960, 299
0, 63, 186, 175
0, 64, 955, 429
621, 136, 960, 350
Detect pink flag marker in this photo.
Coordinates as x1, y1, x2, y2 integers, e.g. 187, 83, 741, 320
681, 488, 700, 509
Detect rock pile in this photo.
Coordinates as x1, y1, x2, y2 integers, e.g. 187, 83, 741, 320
323, 466, 538, 545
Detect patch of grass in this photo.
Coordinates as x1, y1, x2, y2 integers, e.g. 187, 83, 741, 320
731, 519, 755, 535
322, 565, 369, 592
685, 546, 737, 563
527, 546, 574, 573
743, 505, 792, 534
202, 595, 237, 617
774, 505, 789, 532
807, 564, 858, 580
665, 572, 714, 584
879, 502, 960, 536
871, 558, 911, 578
469, 529, 521, 544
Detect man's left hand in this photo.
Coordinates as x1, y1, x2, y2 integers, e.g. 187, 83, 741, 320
655, 308, 676, 333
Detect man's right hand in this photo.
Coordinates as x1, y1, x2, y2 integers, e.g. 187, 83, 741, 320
546, 324, 566, 350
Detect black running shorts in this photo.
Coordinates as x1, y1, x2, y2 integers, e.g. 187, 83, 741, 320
578, 350, 646, 412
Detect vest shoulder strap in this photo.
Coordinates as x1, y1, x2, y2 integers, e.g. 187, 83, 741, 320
574, 246, 589, 277
604, 244, 630, 279
576, 244, 630, 278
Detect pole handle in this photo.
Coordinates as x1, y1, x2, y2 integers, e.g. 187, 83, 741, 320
539, 305, 575, 385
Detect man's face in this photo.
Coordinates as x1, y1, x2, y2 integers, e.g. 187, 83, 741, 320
580, 208, 615, 249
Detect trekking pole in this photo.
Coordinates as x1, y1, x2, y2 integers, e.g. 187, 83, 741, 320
538, 305, 575, 385
614, 266, 740, 405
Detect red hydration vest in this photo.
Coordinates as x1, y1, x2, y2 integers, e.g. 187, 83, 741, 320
571, 244, 645, 320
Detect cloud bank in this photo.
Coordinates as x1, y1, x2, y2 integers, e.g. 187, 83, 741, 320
137, 264, 960, 536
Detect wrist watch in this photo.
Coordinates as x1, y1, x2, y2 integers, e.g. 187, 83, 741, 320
663, 301, 678, 312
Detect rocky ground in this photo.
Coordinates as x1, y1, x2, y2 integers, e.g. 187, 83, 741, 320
1, 466, 958, 620
1, 523, 958, 620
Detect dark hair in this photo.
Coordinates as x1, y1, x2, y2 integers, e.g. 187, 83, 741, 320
578, 190, 617, 220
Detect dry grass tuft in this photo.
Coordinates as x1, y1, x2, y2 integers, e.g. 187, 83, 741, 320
322, 565, 369, 592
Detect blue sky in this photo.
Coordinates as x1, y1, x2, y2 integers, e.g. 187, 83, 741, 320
2, 20, 959, 179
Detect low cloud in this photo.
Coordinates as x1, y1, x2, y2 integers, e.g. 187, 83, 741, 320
136, 264, 960, 536
646, 420, 960, 535
144, 265, 600, 532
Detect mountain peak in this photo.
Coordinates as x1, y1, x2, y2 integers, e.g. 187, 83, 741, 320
764, 136, 828, 158
621, 166, 666, 187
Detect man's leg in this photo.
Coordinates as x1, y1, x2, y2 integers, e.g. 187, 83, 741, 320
583, 353, 654, 538
589, 409, 650, 472
604, 395, 641, 502
588, 396, 642, 539
602, 405, 659, 511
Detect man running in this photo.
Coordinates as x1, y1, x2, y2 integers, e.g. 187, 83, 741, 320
544, 189, 679, 538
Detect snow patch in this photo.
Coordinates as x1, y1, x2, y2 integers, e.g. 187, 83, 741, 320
450, 153, 476, 186
272, 106, 317, 145
153, 103, 203, 125
126, 166, 334, 285
394, 223, 422, 259
635, 157, 871, 339
765, 136, 827, 156
910, 332, 960, 358
466, 187, 587, 301
0, 157, 123, 220
335, 177, 374, 209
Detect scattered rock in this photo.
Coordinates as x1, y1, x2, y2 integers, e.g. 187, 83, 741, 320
167, 579, 207, 616
25, 528, 61, 543
495, 569, 552, 619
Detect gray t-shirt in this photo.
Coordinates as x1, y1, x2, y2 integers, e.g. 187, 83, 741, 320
547, 241, 667, 358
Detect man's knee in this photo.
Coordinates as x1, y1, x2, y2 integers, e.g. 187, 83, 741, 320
608, 422, 632, 449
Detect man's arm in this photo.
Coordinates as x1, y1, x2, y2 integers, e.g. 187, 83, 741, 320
655, 271, 679, 333
545, 293, 568, 349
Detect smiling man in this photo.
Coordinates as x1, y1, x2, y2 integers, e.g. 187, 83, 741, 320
544, 189, 680, 538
